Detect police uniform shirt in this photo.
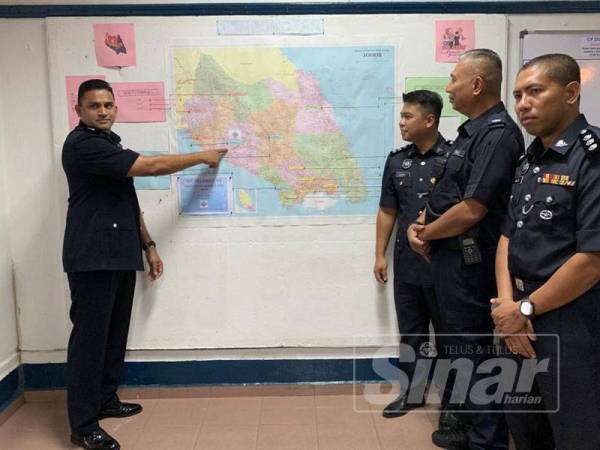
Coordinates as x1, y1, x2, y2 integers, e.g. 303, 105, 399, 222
379, 134, 451, 286
427, 102, 524, 249
62, 121, 144, 272
502, 114, 600, 281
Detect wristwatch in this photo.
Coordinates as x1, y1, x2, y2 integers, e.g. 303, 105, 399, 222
142, 240, 156, 251
519, 296, 535, 319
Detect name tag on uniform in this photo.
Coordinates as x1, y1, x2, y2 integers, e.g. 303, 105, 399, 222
394, 171, 411, 187
540, 173, 576, 187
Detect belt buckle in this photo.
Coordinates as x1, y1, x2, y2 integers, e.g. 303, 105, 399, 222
515, 278, 525, 292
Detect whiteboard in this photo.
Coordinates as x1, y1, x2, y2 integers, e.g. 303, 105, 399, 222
521, 30, 600, 125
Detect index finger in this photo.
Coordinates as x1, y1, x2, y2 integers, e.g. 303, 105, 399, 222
216, 148, 228, 153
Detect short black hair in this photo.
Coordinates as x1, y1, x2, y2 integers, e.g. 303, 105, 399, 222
77, 79, 114, 105
402, 90, 443, 123
460, 48, 503, 93
520, 53, 581, 86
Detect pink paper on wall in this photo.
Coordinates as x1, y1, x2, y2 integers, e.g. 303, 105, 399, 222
66, 75, 106, 130
435, 20, 475, 63
112, 82, 167, 123
94, 23, 136, 68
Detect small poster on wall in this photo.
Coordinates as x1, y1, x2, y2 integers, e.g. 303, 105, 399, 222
111, 82, 167, 123
93, 23, 137, 68
178, 173, 233, 215
435, 20, 475, 63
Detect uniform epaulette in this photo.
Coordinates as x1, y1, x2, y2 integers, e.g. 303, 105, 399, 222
488, 115, 506, 129
579, 127, 600, 155
390, 144, 411, 155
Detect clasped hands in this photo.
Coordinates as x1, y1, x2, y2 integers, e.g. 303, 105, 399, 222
491, 297, 537, 359
407, 223, 431, 262
407, 224, 537, 358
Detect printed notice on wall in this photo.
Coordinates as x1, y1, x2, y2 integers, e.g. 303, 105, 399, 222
66, 75, 106, 130
581, 35, 600, 58
435, 20, 475, 63
111, 82, 167, 123
94, 23, 137, 68
178, 173, 233, 215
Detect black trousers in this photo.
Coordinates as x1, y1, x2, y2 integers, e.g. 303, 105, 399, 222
67, 271, 136, 435
431, 248, 508, 450
393, 278, 449, 403
506, 287, 600, 450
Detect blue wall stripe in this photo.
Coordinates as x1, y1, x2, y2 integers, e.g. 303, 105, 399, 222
1, 2, 600, 18
0, 367, 22, 413
23, 358, 398, 389
22, 362, 66, 390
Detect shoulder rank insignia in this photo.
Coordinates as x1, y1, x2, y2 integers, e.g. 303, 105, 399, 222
390, 144, 411, 155
540, 173, 576, 187
554, 139, 568, 147
489, 116, 506, 129
580, 128, 599, 153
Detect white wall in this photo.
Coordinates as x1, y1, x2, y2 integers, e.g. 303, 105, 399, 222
45, 14, 508, 364
0, 19, 68, 363
2, 11, 596, 367
0, 50, 20, 381
0, 15, 471, 364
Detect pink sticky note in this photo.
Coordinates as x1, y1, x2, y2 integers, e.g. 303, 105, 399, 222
94, 23, 136, 68
65, 75, 106, 130
435, 20, 475, 63
112, 82, 167, 123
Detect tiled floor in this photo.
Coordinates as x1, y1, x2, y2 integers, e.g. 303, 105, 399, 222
0, 386, 441, 450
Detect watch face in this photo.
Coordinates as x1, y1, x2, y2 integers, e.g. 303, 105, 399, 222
520, 300, 533, 316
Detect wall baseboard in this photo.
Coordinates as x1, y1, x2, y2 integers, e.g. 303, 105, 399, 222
22, 357, 398, 390
0, 367, 22, 415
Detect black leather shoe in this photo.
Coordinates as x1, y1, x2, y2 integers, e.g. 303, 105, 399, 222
71, 428, 120, 450
382, 394, 425, 418
431, 428, 468, 450
438, 410, 462, 432
98, 401, 143, 420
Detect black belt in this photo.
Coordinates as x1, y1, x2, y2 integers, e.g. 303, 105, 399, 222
513, 277, 545, 294
435, 238, 461, 251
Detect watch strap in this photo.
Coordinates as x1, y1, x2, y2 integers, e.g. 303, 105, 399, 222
142, 240, 156, 251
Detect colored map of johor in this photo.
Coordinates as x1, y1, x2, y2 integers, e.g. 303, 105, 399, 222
172, 47, 394, 216
104, 33, 127, 55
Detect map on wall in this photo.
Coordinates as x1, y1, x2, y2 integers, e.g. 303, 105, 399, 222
171, 46, 395, 217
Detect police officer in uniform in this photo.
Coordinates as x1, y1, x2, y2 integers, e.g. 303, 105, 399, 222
408, 49, 524, 450
492, 53, 600, 450
63, 79, 227, 450
375, 90, 458, 427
